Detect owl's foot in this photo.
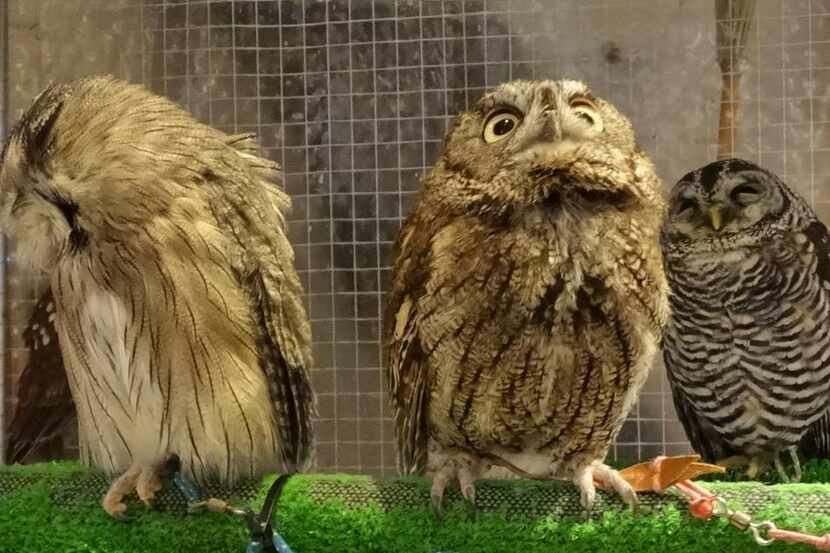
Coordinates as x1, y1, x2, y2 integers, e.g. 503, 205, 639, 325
715, 455, 750, 471
773, 447, 802, 483
102, 465, 142, 519
101, 461, 169, 518
136, 463, 165, 506
576, 461, 638, 512
716, 454, 778, 480
428, 451, 486, 518
746, 457, 769, 480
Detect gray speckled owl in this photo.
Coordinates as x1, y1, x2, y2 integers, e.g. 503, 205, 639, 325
662, 158, 830, 482
385, 79, 670, 513
0, 76, 315, 517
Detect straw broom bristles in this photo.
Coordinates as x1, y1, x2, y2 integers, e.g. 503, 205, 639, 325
716, 0, 756, 159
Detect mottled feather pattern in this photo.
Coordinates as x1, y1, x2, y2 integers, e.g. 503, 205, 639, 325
392, 184, 667, 475
6, 289, 75, 463
663, 159, 830, 466
0, 76, 315, 488
386, 80, 669, 506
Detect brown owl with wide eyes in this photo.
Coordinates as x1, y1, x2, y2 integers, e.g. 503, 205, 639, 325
385, 79, 669, 513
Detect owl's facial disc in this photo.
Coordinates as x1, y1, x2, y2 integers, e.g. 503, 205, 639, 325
665, 170, 783, 242
0, 89, 87, 273
436, 80, 645, 216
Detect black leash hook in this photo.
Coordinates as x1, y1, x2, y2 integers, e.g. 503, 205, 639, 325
166, 455, 295, 553
245, 474, 294, 553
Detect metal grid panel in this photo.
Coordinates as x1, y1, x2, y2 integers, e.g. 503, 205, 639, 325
140, 0, 719, 473
4, 0, 830, 475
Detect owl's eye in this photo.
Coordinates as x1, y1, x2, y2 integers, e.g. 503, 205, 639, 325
570, 99, 604, 132
483, 111, 521, 143
676, 199, 697, 215
730, 183, 761, 206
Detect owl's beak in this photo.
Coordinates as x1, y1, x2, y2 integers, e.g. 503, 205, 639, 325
707, 207, 723, 231
538, 104, 562, 143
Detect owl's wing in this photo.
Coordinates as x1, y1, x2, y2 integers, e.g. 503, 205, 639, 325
5, 288, 76, 463
385, 220, 432, 475
804, 219, 830, 283
800, 410, 830, 459
204, 134, 315, 470
665, 355, 736, 463
799, 219, 830, 458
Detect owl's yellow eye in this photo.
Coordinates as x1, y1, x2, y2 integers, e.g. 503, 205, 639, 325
483, 111, 521, 144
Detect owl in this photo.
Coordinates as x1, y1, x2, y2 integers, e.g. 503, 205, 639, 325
0, 76, 315, 517
385, 79, 669, 513
662, 158, 830, 482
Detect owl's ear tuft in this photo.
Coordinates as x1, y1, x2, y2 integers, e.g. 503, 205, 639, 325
21, 84, 67, 171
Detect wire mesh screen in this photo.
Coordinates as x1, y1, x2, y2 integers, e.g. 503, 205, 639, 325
4, 0, 830, 475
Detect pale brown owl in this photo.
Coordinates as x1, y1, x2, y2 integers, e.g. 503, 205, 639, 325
386, 79, 669, 513
0, 76, 315, 517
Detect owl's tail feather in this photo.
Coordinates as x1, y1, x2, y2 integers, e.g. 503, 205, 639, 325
800, 408, 830, 459
274, 352, 316, 472
250, 269, 316, 473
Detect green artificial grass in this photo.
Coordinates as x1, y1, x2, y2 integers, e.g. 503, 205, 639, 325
3, 462, 830, 553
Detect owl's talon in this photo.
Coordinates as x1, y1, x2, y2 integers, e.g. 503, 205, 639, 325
430, 490, 445, 520
430, 468, 451, 519
788, 447, 802, 483
457, 465, 478, 507
715, 455, 750, 470
581, 492, 596, 513
746, 456, 769, 480
594, 463, 638, 510
427, 446, 485, 517
103, 499, 129, 520
101, 462, 168, 516
573, 465, 597, 511
770, 447, 802, 483
461, 484, 476, 505
715, 455, 771, 480
773, 451, 790, 483
575, 462, 637, 512
136, 465, 164, 507
102, 465, 142, 519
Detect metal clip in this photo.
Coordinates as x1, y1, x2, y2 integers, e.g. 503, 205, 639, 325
749, 522, 777, 546
711, 497, 731, 517
727, 511, 753, 531
168, 463, 296, 553
188, 497, 236, 515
